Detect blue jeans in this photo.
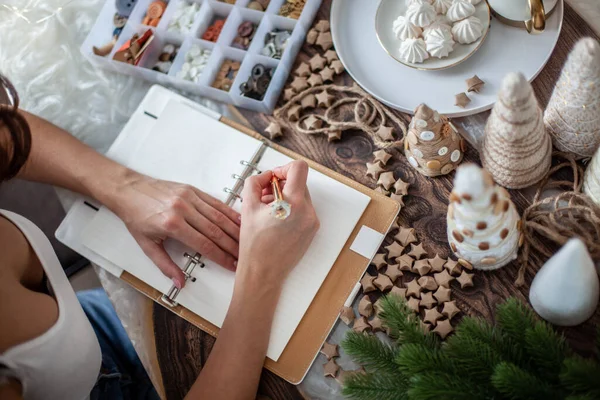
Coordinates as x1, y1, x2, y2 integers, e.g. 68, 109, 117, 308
77, 289, 160, 400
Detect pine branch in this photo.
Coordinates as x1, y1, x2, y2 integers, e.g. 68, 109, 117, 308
408, 371, 490, 400
455, 316, 525, 367
524, 320, 567, 382
560, 355, 600, 397
395, 343, 455, 376
342, 370, 409, 400
491, 362, 562, 400
495, 298, 537, 367
379, 295, 439, 348
342, 331, 400, 373
444, 333, 502, 389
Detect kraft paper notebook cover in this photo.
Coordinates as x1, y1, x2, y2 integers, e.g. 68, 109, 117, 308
56, 85, 400, 384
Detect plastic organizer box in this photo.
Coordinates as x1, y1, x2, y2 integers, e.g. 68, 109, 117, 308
82, 0, 321, 113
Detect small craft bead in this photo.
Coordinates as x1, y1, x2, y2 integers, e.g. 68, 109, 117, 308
426, 160, 441, 170
451, 149, 461, 162
458, 258, 473, 270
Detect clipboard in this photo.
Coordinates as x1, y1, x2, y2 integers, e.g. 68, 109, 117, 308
56, 85, 400, 384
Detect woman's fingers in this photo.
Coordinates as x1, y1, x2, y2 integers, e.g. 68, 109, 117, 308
193, 188, 241, 226
241, 170, 273, 209
190, 194, 241, 241
183, 209, 240, 259
175, 221, 238, 271
136, 235, 187, 288
273, 161, 309, 199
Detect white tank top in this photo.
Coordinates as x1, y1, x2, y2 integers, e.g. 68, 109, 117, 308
0, 210, 102, 400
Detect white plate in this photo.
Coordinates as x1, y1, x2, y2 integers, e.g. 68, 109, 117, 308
376, 0, 491, 70
331, 0, 563, 117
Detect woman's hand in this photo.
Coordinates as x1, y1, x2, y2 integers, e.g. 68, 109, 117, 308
106, 172, 241, 288
236, 160, 320, 289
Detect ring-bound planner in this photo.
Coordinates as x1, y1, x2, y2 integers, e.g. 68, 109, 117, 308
57, 85, 400, 383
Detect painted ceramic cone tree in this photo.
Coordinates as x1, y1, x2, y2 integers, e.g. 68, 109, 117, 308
545, 38, 600, 159
529, 238, 599, 326
447, 163, 521, 271
481, 72, 552, 189
583, 145, 600, 205
404, 103, 464, 177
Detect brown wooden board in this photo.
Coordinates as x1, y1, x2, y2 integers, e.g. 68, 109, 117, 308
154, 2, 600, 399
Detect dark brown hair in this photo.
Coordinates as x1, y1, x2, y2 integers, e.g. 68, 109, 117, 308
0, 75, 31, 182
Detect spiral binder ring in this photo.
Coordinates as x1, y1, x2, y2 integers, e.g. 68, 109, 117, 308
231, 174, 243, 181
223, 187, 242, 200
160, 252, 204, 307
240, 160, 262, 174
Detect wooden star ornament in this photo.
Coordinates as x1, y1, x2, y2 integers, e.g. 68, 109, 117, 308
377, 171, 396, 190
360, 273, 377, 293
413, 259, 431, 276
358, 295, 373, 318
442, 301, 461, 320
373, 274, 394, 292
433, 319, 454, 339
295, 62, 311, 77
366, 161, 385, 180
395, 227, 417, 246
320, 341, 339, 360
393, 179, 410, 196
397, 254, 415, 271
457, 271, 474, 289
290, 76, 309, 92
433, 286, 452, 303
373, 149, 392, 165
434, 270, 454, 288
428, 254, 447, 272
309, 54, 327, 71
419, 292, 437, 309
371, 253, 388, 270
385, 241, 404, 259
303, 115, 323, 130
406, 297, 420, 313
339, 305, 355, 326
376, 125, 395, 141
323, 358, 339, 378
405, 279, 422, 298
385, 264, 403, 282
319, 67, 335, 83
408, 243, 427, 260
264, 121, 282, 140
316, 90, 334, 108
423, 307, 443, 325
353, 316, 371, 333
327, 130, 342, 142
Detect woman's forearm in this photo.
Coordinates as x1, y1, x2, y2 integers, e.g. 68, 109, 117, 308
186, 264, 282, 400
17, 111, 134, 207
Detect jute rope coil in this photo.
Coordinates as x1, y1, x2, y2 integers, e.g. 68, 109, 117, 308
517, 152, 600, 286
273, 83, 407, 149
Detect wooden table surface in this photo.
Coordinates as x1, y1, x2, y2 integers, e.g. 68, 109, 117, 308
104, 2, 600, 399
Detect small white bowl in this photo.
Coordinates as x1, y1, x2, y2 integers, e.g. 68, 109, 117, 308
375, 0, 491, 71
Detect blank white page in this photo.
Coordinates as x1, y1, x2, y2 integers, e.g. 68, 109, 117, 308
81, 100, 370, 360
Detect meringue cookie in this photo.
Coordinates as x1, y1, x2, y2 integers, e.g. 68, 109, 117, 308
446, 0, 476, 22
465, 0, 482, 4
452, 16, 483, 44
425, 28, 455, 58
423, 14, 452, 39
432, 0, 453, 14
406, 2, 437, 27
393, 15, 423, 40
399, 38, 430, 63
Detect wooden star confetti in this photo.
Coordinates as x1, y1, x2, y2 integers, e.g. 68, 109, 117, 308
303, 115, 322, 130
434, 270, 454, 288
407, 297, 420, 313
423, 307, 443, 325
353, 316, 371, 333
361, 274, 377, 293
314, 19, 330, 32
444, 259, 462, 276
319, 67, 335, 82
397, 254, 415, 271
384, 264, 403, 282
358, 295, 373, 318
264, 121, 282, 140
442, 301, 461, 320
455, 92, 471, 108
457, 271, 474, 289
324, 49, 338, 63
433, 319, 454, 339
413, 259, 431, 276
295, 62, 311, 77
320, 341, 339, 360
306, 28, 318, 45
370, 316, 384, 332
433, 286, 452, 303
408, 243, 427, 260
300, 94, 316, 109
376, 125, 394, 141
373, 298, 384, 315
290, 76, 309, 92
371, 253, 388, 271
378, 171, 396, 190
393, 179, 410, 196
385, 241, 404, 259
419, 292, 437, 309
307, 73, 323, 87
339, 305, 355, 326
395, 227, 417, 246
374, 186, 389, 195
405, 279, 422, 298
373, 149, 392, 165
428, 254, 446, 272
283, 87, 296, 101
418, 276, 438, 291
466, 75, 485, 93
316, 90, 334, 108
389, 193, 404, 206
390, 218, 400, 231
374, 274, 394, 292
309, 54, 327, 71
330, 59, 345, 74
327, 130, 342, 142
390, 285, 407, 298
323, 358, 339, 378
287, 104, 302, 121
366, 161, 385, 180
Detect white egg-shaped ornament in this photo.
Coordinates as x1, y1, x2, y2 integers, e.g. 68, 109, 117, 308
529, 238, 599, 326
404, 104, 464, 177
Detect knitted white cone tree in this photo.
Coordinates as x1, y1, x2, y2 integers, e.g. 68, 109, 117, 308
481, 72, 552, 189
545, 37, 600, 159
447, 163, 521, 271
